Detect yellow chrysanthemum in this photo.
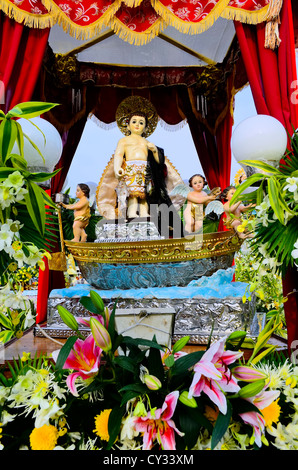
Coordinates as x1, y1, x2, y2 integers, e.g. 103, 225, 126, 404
29, 424, 59, 450
262, 399, 281, 430
93, 409, 112, 442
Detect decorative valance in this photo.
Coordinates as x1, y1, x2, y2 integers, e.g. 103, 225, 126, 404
0, 0, 272, 44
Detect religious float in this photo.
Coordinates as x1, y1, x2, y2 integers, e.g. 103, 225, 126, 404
39, 96, 256, 346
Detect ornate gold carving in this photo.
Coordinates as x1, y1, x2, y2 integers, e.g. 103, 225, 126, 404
54, 54, 78, 86
65, 231, 241, 264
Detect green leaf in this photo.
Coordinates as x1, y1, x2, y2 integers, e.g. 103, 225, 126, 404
179, 405, 211, 449
120, 390, 144, 406
79, 295, 103, 316
6, 102, 58, 119
171, 350, 204, 376
23, 132, 45, 164
164, 354, 175, 367
0, 312, 12, 329
267, 178, 285, 225
14, 120, 24, 158
147, 338, 165, 381
0, 167, 18, 179
0, 330, 14, 344
250, 345, 276, 365
119, 383, 148, 394
172, 336, 190, 353
211, 401, 232, 450
230, 173, 265, 205
107, 405, 125, 450
121, 336, 164, 351
27, 169, 60, 183
225, 330, 247, 350
9, 153, 28, 170
0, 118, 17, 164
239, 159, 282, 175
24, 180, 46, 235
114, 356, 138, 374
55, 336, 78, 370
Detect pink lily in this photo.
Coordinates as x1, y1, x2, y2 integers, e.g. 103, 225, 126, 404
188, 337, 243, 414
239, 389, 280, 447
133, 391, 183, 450
76, 315, 104, 328
76, 307, 111, 329
63, 334, 102, 396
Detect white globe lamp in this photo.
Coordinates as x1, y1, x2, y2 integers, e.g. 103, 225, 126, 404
231, 115, 287, 176
13, 117, 63, 175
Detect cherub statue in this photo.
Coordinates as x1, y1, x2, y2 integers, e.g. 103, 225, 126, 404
220, 186, 255, 239
59, 183, 90, 242
203, 185, 255, 239
171, 174, 221, 232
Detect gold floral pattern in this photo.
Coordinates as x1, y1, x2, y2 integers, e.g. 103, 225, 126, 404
0, 0, 270, 42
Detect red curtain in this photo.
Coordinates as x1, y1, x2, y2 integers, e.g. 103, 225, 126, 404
235, 0, 298, 354
0, 12, 49, 112
234, 0, 298, 134
0, 12, 52, 323
176, 86, 232, 191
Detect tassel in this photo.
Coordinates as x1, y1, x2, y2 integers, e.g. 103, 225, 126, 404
264, 0, 283, 49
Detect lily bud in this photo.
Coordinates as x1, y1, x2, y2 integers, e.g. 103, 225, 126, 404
144, 374, 162, 390
232, 366, 267, 382
103, 306, 110, 327
179, 391, 197, 408
90, 317, 111, 352
237, 379, 266, 399
133, 401, 147, 417
57, 305, 79, 332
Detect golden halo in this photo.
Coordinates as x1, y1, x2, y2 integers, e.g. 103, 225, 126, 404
116, 96, 158, 138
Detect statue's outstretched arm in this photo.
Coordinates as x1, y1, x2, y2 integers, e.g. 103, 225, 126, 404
114, 139, 125, 177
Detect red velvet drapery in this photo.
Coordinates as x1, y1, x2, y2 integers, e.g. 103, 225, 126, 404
0, 12, 52, 323
0, 12, 49, 111
235, 0, 298, 354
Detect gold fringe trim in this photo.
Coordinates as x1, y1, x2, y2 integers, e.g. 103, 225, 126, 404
41, 0, 122, 40
110, 15, 166, 45
0, 0, 54, 28
220, 5, 270, 25
264, 0, 283, 50
152, 0, 231, 35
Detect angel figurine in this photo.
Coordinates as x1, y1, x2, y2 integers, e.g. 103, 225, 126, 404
171, 174, 220, 232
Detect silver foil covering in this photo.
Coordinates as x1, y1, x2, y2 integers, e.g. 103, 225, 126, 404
36, 294, 256, 345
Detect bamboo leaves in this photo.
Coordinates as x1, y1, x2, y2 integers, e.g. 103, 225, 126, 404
0, 101, 59, 237
230, 142, 298, 275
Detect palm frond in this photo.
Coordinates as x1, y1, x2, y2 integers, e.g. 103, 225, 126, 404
17, 205, 58, 250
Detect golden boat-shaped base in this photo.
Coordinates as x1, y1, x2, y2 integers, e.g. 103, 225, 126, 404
65, 231, 241, 290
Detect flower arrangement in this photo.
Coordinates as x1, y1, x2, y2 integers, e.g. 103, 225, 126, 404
11, 265, 39, 291
0, 291, 291, 451
0, 281, 36, 343
0, 101, 60, 343
235, 242, 283, 312
230, 132, 298, 277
